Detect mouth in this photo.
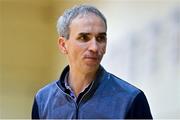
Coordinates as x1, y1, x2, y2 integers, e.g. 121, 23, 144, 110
83, 55, 102, 66
84, 56, 99, 62
85, 56, 98, 59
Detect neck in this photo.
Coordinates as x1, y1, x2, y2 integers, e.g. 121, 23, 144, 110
68, 66, 98, 97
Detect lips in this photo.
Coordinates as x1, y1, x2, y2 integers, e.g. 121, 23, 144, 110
84, 55, 99, 61
85, 56, 98, 60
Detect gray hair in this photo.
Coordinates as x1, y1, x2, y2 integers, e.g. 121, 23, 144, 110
56, 4, 107, 39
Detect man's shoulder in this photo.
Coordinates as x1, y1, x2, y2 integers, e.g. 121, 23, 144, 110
35, 80, 59, 99
106, 72, 141, 95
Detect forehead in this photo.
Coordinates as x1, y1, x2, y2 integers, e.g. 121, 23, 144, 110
69, 13, 106, 34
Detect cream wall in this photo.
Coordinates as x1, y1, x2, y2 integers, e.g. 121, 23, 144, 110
0, 0, 65, 118
0, 0, 180, 119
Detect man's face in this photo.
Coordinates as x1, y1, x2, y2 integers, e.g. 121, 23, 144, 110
60, 13, 107, 72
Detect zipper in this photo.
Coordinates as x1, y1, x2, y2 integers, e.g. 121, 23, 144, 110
76, 81, 94, 119
58, 87, 78, 118
58, 81, 95, 119
77, 80, 94, 106
76, 107, 79, 119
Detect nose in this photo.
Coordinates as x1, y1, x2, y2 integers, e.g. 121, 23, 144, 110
88, 38, 98, 53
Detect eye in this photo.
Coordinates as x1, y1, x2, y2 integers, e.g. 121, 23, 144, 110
77, 35, 91, 42
96, 35, 107, 43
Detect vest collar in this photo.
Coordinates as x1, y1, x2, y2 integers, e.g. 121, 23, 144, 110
56, 65, 107, 104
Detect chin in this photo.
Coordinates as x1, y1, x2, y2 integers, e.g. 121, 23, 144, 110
84, 63, 99, 71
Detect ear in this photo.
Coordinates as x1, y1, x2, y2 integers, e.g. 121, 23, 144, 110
58, 36, 68, 54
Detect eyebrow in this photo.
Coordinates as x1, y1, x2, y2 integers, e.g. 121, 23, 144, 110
78, 32, 107, 36
98, 32, 107, 36
78, 33, 91, 36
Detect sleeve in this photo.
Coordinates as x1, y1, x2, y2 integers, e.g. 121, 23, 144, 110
31, 97, 40, 119
125, 91, 153, 119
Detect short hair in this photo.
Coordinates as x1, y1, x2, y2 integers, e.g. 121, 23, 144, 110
56, 4, 107, 39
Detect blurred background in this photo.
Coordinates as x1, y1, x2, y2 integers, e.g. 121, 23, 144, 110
0, 0, 179, 119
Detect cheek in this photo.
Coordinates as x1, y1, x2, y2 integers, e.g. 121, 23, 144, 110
69, 42, 85, 57
100, 44, 106, 54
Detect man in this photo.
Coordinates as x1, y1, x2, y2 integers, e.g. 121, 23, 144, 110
32, 5, 152, 119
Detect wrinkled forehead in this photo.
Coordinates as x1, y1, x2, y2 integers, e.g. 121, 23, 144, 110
68, 13, 107, 38
71, 13, 107, 30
